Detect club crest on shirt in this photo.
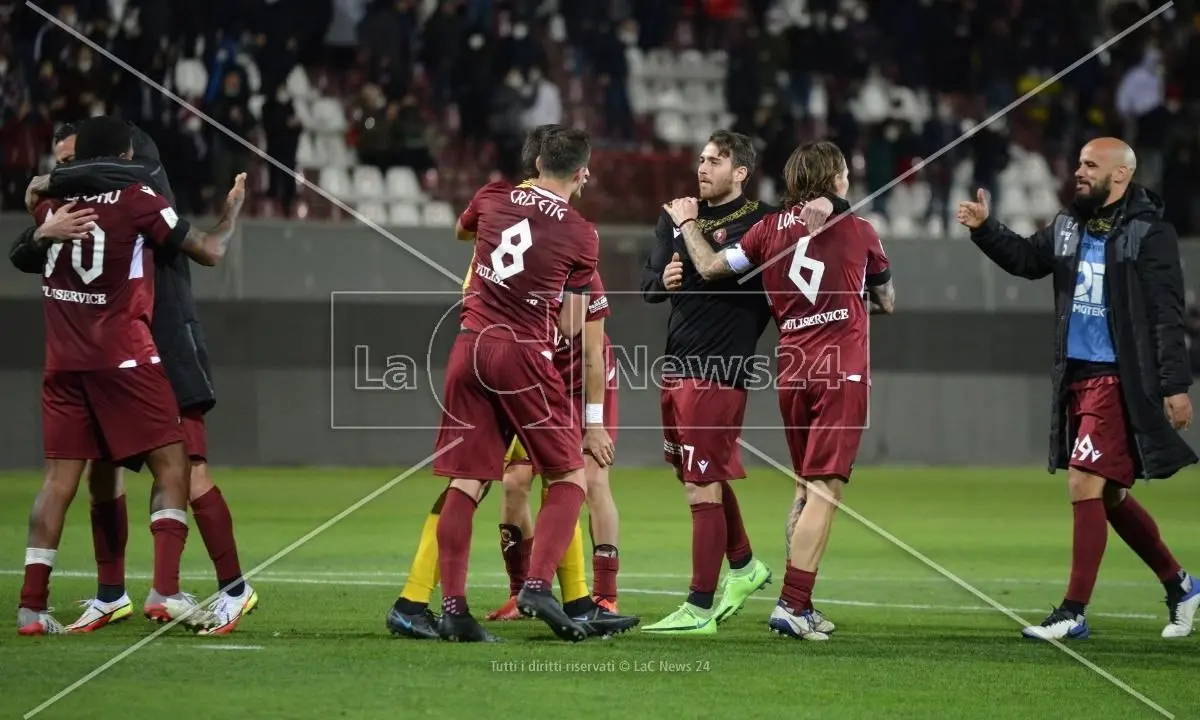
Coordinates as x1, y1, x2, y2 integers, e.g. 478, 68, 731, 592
712, 228, 728, 245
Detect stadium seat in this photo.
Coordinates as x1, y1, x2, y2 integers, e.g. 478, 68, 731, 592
248, 94, 265, 121
355, 202, 389, 226
388, 203, 422, 226
385, 167, 424, 202
323, 135, 353, 169
422, 201, 456, 228
352, 165, 385, 201
317, 167, 353, 202
310, 98, 348, 134
237, 54, 262, 94
174, 59, 208, 98
285, 65, 316, 100
293, 98, 316, 130
627, 77, 652, 115
654, 112, 690, 145
296, 133, 324, 168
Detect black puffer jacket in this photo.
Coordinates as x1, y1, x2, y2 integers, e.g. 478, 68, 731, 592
969, 184, 1196, 480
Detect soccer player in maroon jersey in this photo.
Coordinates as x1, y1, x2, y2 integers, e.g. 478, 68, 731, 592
642, 131, 834, 636
485, 267, 622, 620
18, 116, 245, 635
431, 127, 614, 642
666, 140, 895, 641
13, 121, 256, 635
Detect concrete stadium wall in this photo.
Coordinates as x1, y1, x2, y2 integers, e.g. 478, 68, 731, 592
2, 215, 1199, 471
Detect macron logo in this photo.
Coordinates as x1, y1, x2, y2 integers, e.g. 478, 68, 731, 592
697, 460, 709, 474
673, 227, 682, 238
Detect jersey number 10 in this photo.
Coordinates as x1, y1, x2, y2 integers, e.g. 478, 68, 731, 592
44, 224, 106, 285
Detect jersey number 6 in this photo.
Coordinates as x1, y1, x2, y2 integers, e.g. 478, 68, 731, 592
788, 236, 825, 304
44, 224, 106, 285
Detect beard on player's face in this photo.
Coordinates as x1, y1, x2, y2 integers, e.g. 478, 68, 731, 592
1073, 174, 1112, 215
698, 170, 734, 201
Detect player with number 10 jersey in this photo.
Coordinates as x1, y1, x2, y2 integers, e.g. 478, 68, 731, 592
667, 140, 895, 642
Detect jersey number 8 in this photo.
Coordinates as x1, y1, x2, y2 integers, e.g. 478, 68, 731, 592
44, 224, 106, 285
491, 218, 534, 281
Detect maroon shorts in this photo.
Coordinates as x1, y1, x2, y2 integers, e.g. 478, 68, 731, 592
506, 383, 618, 471
43, 364, 184, 464
661, 377, 748, 484
1067, 375, 1135, 487
779, 379, 869, 481
433, 333, 585, 482
181, 408, 208, 462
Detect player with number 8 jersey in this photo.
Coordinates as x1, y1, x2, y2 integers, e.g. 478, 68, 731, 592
432, 126, 602, 643
667, 140, 895, 641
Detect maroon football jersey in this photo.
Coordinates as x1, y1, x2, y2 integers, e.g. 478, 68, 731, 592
459, 181, 598, 352
35, 183, 186, 371
553, 271, 612, 396
736, 206, 889, 384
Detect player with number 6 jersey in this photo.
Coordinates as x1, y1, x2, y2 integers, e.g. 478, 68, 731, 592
432, 126, 605, 643
19, 116, 243, 635
666, 140, 895, 642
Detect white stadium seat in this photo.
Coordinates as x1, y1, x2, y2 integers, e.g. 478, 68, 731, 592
388, 203, 422, 226
422, 202, 456, 228
352, 165, 385, 201
317, 167, 352, 202
385, 167, 423, 201
355, 202, 389, 226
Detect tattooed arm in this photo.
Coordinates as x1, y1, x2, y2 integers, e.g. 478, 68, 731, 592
177, 174, 247, 267
866, 279, 895, 315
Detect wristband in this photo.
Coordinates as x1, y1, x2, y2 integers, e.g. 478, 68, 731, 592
678, 218, 696, 230
585, 403, 604, 425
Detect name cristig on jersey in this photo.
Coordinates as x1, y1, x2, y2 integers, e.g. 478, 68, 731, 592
781, 307, 849, 331
1073, 259, 1106, 317
509, 188, 567, 221
43, 286, 106, 305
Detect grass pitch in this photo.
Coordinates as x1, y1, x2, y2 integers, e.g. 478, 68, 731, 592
1, 466, 1198, 720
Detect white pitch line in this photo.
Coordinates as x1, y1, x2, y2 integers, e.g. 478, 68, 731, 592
21, 446, 455, 720
2, 569, 1160, 622
740, 440, 1174, 719
193, 645, 263, 651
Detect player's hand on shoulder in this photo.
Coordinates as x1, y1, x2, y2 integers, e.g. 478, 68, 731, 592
663, 197, 699, 226
34, 202, 98, 245
956, 188, 990, 229
225, 173, 247, 216
662, 252, 684, 292
584, 426, 615, 467
799, 196, 835, 233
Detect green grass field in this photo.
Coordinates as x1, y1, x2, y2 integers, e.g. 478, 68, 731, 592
1, 466, 1198, 720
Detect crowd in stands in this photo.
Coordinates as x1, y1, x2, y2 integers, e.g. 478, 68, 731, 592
1, 0, 1198, 236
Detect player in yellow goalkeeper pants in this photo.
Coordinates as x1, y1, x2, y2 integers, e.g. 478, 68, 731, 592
386, 438, 592, 638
